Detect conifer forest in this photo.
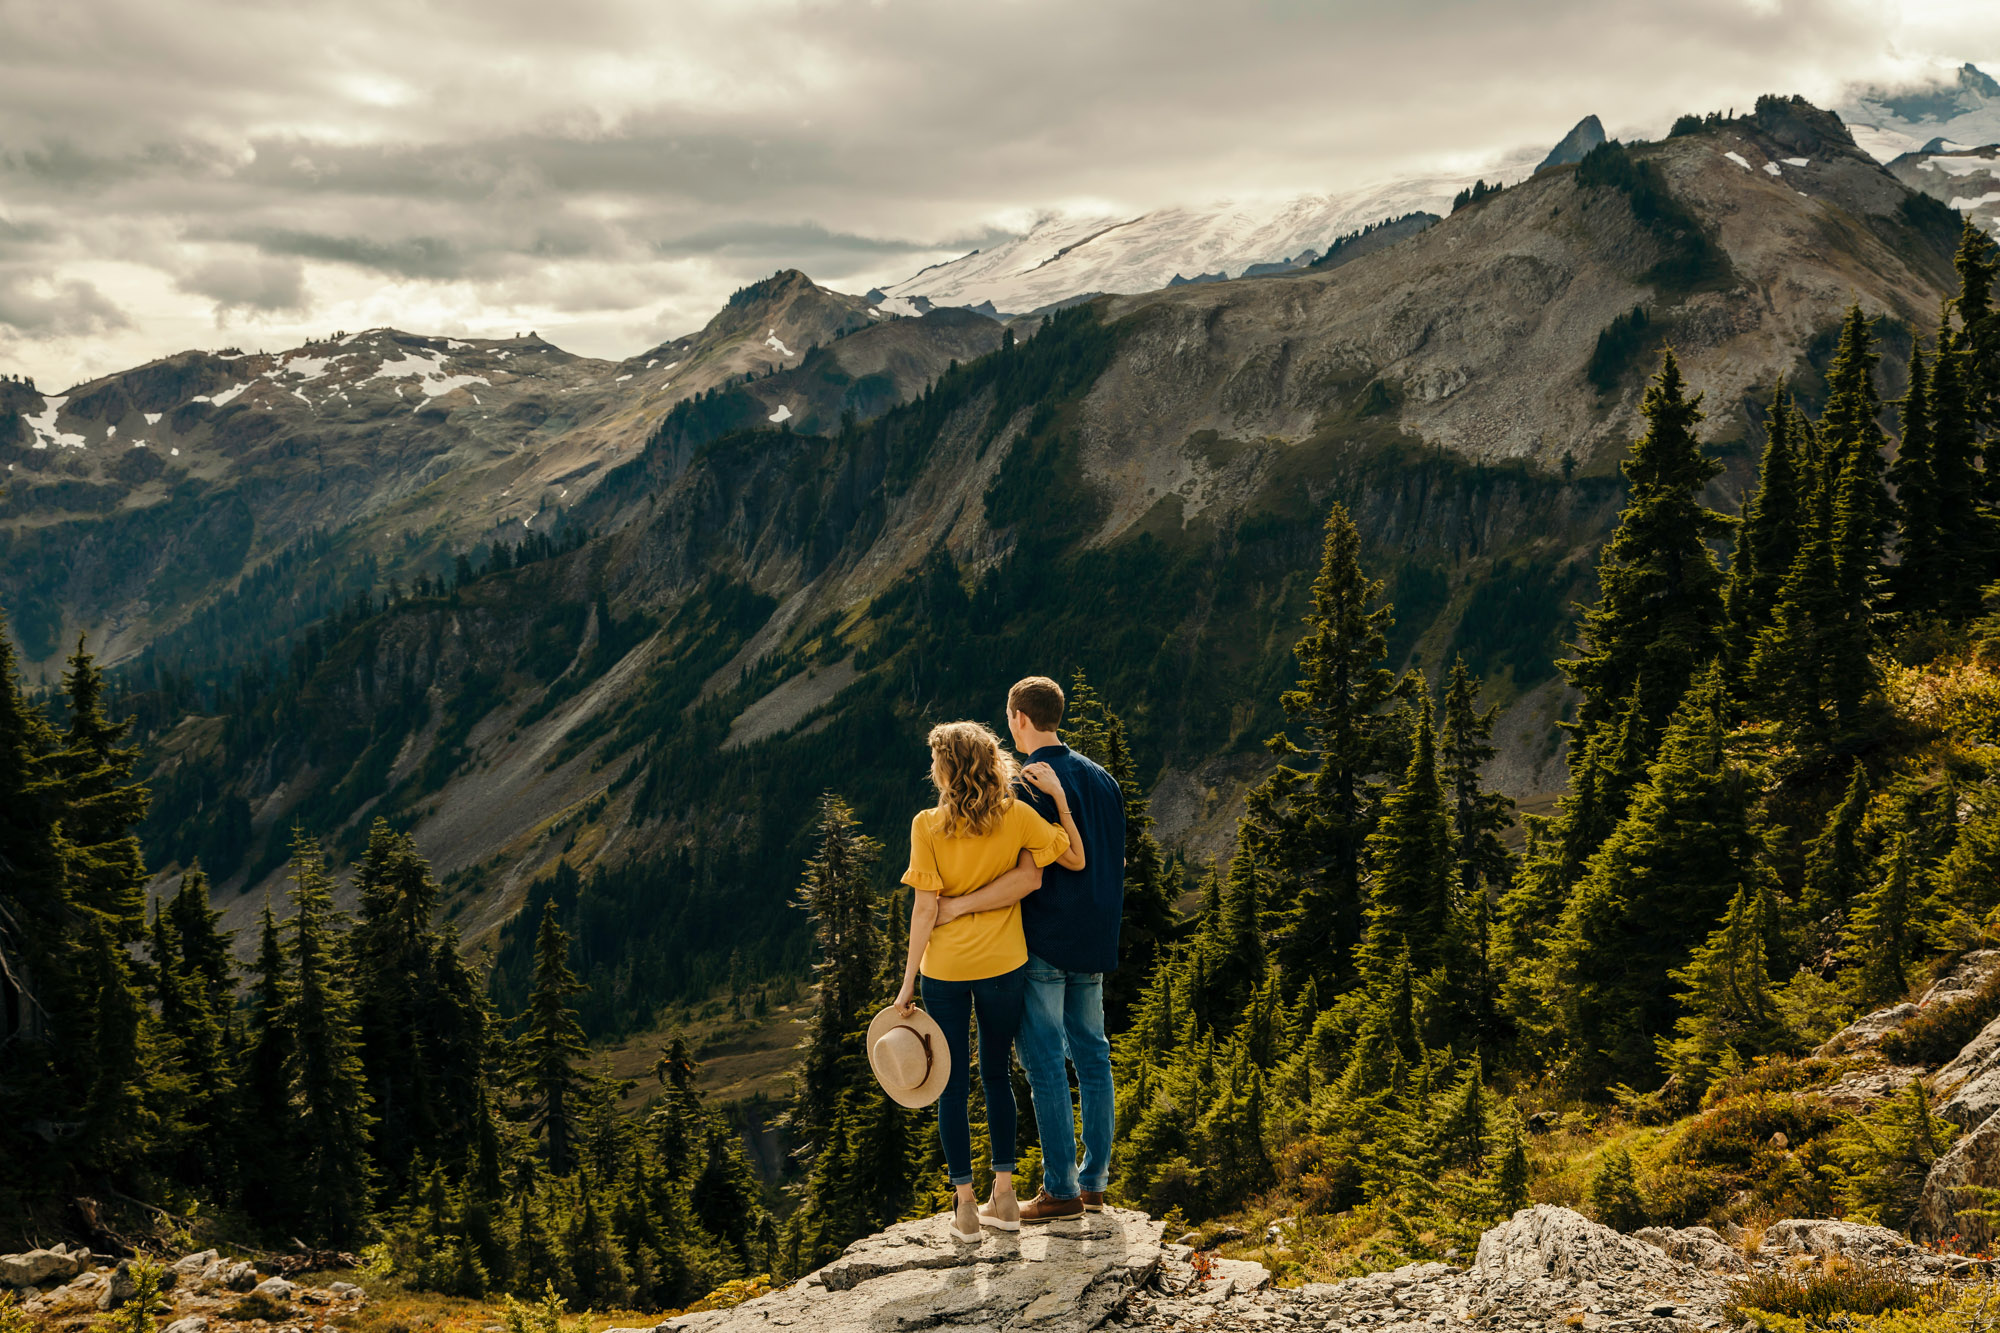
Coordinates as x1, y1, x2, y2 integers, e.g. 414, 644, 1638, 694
5, 218, 2000, 1315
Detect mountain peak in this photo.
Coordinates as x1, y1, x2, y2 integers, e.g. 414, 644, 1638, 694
1536, 114, 1607, 172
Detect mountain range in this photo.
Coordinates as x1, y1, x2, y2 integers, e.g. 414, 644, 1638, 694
0, 94, 1982, 1021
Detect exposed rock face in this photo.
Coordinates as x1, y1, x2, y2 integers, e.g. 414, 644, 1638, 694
1633, 1225, 1747, 1274
1919, 1116, 2000, 1247
661, 1208, 1163, 1333
1817, 1002, 1923, 1057
1538, 115, 1608, 172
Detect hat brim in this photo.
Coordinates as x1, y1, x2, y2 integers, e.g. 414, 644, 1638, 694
867, 1003, 952, 1109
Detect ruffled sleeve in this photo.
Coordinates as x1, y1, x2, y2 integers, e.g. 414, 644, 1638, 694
1014, 800, 1070, 869
902, 811, 944, 894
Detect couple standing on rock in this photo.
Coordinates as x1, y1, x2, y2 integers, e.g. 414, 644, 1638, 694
867, 676, 1125, 1242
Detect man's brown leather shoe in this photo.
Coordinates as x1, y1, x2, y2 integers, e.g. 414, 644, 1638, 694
1018, 1191, 1084, 1223
1080, 1190, 1105, 1212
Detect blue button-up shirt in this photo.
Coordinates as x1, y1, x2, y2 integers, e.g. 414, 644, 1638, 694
1015, 743, 1125, 975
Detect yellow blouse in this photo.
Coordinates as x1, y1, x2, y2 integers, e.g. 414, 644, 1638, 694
903, 799, 1071, 981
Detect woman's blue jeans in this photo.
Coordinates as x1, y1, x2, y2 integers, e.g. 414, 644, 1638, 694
921, 963, 1026, 1186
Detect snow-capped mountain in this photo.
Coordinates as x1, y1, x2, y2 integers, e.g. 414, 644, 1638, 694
1838, 62, 2000, 162
875, 150, 1543, 316
1888, 144, 2000, 237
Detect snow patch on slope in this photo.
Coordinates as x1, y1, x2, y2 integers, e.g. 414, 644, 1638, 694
877, 158, 1533, 315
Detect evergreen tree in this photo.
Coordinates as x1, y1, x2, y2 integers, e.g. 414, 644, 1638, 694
1802, 762, 1871, 944
1439, 661, 1513, 1042
1817, 305, 1895, 576
512, 906, 590, 1177
239, 896, 293, 1226
1361, 682, 1457, 983
1544, 666, 1764, 1090
1725, 388, 1807, 666
1886, 341, 1946, 626
1065, 673, 1178, 1033
1243, 502, 1406, 989
350, 819, 490, 1197
790, 793, 885, 1153
1928, 314, 1998, 612
280, 825, 375, 1242
1560, 349, 1729, 777
1746, 420, 1855, 741
1512, 352, 1729, 979
1845, 835, 1926, 1008
164, 865, 235, 1029
1657, 882, 1786, 1090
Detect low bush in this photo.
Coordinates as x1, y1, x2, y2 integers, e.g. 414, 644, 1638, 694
1727, 1262, 1923, 1324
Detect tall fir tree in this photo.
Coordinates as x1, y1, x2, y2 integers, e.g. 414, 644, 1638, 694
1438, 660, 1513, 1043
790, 793, 885, 1154
1802, 762, 1872, 945
1242, 501, 1406, 990
1928, 313, 1998, 611
1505, 352, 1728, 997
1543, 665, 1765, 1090
1560, 349, 1730, 775
1887, 341, 1947, 626
1725, 388, 1807, 667
1360, 680, 1457, 984
511, 905, 590, 1177
350, 819, 491, 1198
280, 825, 376, 1242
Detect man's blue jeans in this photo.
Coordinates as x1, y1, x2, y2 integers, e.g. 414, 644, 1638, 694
1015, 952, 1114, 1199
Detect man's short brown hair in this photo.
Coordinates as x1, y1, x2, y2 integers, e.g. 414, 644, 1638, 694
1008, 676, 1065, 731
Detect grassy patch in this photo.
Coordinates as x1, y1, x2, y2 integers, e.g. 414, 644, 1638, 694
1879, 969, 2000, 1066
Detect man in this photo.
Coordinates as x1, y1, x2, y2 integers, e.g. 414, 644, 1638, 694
937, 675, 1123, 1221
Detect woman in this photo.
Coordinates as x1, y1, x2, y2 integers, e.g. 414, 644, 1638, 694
894, 720, 1086, 1241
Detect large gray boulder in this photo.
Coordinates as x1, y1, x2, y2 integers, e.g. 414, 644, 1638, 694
0, 1248, 84, 1286
660, 1209, 1163, 1333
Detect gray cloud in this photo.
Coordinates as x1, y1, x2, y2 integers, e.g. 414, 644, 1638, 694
0, 272, 130, 336
0, 0, 1991, 388
176, 254, 309, 316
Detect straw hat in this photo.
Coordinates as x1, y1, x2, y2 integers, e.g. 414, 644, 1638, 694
867, 1003, 950, 1108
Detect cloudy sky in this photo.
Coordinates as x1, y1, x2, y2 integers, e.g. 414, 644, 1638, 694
0, 0, 1992, 390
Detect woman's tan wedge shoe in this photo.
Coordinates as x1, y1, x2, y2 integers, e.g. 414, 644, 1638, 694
948, 1197, 983, 1242
979, 1188, 1021, 1231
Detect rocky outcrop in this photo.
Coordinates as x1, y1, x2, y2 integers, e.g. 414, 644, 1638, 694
1815, 951, 2000, 1058
662, 1208, 1163, 1333
697, 1203, 1998, 1333
15, 1247, 362, 1333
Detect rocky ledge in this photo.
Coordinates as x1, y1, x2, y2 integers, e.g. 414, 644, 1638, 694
666, 1205, 1989, 1333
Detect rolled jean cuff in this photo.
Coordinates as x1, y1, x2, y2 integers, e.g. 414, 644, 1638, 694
949, 1171, 974, 1187
993, 1160, 1016, 1175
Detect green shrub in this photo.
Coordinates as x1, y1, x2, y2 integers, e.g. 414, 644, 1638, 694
1726, 1264, 1923, 1323
101, 1258, 168, 1333
1588, 1147, 1647, 1231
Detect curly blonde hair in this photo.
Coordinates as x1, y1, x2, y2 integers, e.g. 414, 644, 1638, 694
927, 720, 1018, 838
